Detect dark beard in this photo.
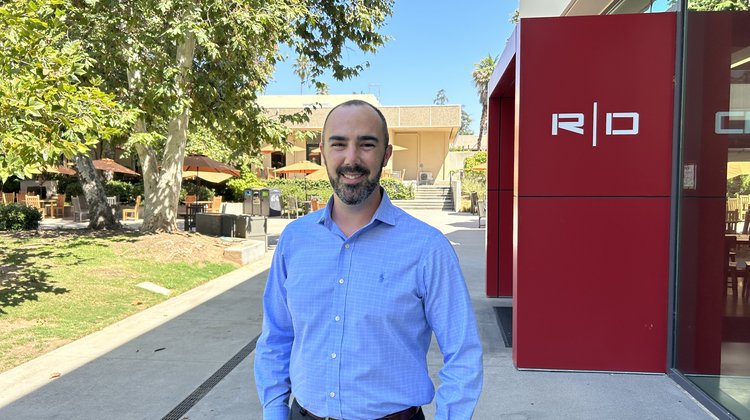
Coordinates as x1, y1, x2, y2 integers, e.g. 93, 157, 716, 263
329, 163, 382, 205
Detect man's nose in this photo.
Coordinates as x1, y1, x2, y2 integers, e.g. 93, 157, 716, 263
342, 144, 359, 165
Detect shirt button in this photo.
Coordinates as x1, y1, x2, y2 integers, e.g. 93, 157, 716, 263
334, 315, 341, 321
331, 352, 337, 359
344, 244, 350, 249
329, 392, 336, 398
338, 278, 344, 284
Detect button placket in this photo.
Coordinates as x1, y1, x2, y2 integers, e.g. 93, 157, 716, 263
326, 239, 352, 417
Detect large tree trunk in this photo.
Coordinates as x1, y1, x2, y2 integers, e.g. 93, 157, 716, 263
135, 30, 196, 233
73, 155, 121, 229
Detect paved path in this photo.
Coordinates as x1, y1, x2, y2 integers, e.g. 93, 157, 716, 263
1, 211, 715, 419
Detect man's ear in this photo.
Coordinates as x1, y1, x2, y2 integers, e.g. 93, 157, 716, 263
382, 144, 393, 167
319, 141, 325, 165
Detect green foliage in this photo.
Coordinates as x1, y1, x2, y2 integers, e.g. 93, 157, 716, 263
0, 0, 135, 181
103, 180, 133, 203
0, 203, 43, 230
266, 178, 333, 202
181, 182, 215, 202
226, 171, 267, 202
728, 175, 750, 196
69, 0, 394, 162
1, 177, 21, 193
464, 151, 488, 170
462, 172, 487, 199
459, 109, 474, 135
433, 89, 449, 105
381, 178, 414, 200
130, 182, 144, 203
669, 0, 750, 10
64, 181, 83, 198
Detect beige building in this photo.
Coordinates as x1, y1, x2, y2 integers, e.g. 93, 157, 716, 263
257, 94, 461, 185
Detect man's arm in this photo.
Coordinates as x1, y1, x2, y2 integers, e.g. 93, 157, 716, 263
422, 237, 484, 419
254, 244, 294, 420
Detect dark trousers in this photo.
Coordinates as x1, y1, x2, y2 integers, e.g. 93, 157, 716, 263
289, 398, 425, 420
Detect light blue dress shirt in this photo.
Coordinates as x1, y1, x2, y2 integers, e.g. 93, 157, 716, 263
255, 191, 483, 420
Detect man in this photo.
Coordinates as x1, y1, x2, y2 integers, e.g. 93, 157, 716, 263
255, 100, 483, 419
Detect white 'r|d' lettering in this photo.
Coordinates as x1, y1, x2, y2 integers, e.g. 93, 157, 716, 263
552, 113, 584, 135
606, 112, 639, 135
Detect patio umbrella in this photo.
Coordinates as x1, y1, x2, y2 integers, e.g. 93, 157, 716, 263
30, 165, 76, 176
275, 160, 324, 198
182, 155, 240, 183
306, 166, 329, 181
260, 144, 305, 153
92, 158, 140, 175
728, 161, 750, 179
471, 162, 487, 171
182, 171, 234, 183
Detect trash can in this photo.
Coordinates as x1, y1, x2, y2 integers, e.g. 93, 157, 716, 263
268, 188, 281, 217
243, 188, 271, 216
243, 189, 254, 215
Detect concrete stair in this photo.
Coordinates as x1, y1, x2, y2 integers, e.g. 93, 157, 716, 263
392, 185, 453, 210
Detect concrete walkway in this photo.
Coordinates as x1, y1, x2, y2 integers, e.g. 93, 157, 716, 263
0, 211, 715, 419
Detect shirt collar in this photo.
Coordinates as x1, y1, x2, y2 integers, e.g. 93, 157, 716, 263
317, 187, 397, 228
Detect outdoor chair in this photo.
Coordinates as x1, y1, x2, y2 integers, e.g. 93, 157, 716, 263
2, 192, 14, 204
122, 195, 141, 221
470, 192, 479, 215
284, 196, 301, 219
184, 194, 197, 205
55, 194, 67, 218
72, 196, 90, 222
478, 199, 486, 228
207, 196, 222, 214
17, 192, 27, 204
310, 196, 326, 211
24, 195, 44, 215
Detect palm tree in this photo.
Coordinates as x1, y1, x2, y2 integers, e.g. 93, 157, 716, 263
472, 54, 496, 150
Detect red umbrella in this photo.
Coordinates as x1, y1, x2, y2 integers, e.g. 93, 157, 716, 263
92, 158, 139, 175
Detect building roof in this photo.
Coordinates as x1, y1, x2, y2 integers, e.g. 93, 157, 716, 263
258, 94, 461, 134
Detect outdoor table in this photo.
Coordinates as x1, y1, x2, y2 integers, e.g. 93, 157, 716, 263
183, 203, 207, 231
40, 199, 57, 218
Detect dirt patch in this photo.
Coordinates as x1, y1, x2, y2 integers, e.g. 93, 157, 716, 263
110, 231, 235, 265
2, 229, 238, 266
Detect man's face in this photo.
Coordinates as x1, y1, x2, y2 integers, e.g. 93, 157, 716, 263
321, 105, 392, 206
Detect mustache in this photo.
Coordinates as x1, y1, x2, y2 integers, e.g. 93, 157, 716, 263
337, 164, 370, 177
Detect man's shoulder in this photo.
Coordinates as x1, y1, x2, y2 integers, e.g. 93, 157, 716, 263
281, 211, 325, 236
390, 207, 446, 240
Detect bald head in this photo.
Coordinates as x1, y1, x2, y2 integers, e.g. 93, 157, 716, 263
322, 100, 389, 146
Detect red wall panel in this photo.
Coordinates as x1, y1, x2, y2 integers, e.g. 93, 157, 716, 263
515, 198, 670, 371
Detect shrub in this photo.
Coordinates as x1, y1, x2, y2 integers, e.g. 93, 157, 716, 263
463, 151, 487, 171
104, 180, 133, 203
64, 182, 84, 198
266, 179, 332, 202
462, 171, 486, 199
0, 203, 43, 231
181, 182, 215, 202
381, 178, 414, 200
226, 171, 266, 202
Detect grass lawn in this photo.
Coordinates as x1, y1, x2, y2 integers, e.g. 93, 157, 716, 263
0, 230, 237, 373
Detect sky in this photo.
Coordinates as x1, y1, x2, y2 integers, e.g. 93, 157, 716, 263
263, 0, 520, 134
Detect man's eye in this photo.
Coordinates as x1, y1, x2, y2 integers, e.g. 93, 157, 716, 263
361, 143, 376, 149
330, 143, 345, 148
